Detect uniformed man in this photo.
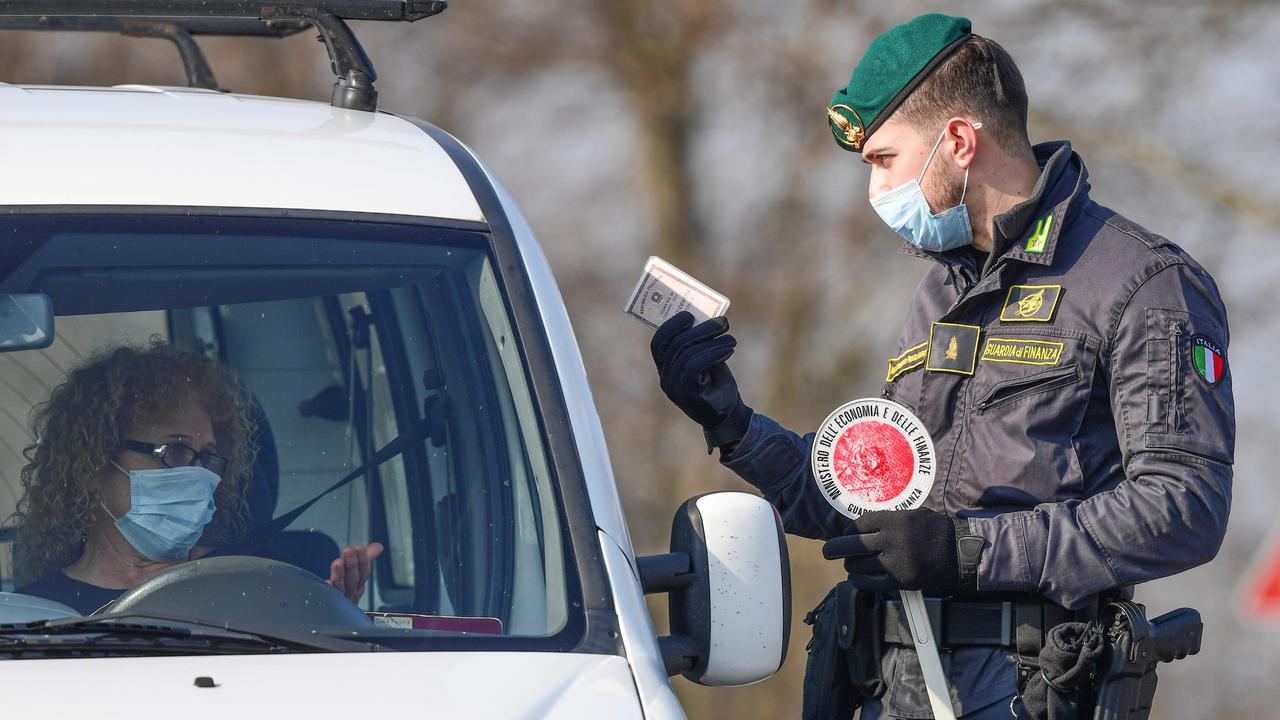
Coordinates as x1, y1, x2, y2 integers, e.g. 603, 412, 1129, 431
649, 13, 1234, 719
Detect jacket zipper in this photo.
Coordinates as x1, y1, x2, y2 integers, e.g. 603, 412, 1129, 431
975, 365, 1080, 413
1171, 321, 1184, 432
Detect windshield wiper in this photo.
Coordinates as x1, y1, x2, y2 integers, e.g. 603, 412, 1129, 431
0, 612, 382, 657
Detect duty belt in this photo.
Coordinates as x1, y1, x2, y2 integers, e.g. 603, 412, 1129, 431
882, 596, 1081, 649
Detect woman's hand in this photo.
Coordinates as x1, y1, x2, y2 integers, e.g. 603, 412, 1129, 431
328, 542, 384, 603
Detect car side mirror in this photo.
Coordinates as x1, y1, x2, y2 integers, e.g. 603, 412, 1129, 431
0, 294, 54, 352
637, 491, 791, 686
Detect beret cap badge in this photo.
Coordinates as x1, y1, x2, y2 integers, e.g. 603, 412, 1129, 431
827, 104, 865, 150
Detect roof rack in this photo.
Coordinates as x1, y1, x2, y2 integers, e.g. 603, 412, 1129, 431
0, 1, 447, 111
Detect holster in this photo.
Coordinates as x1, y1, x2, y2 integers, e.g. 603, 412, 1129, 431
801, 580, 885, 720
1015, 600, 1204, 720
1090, 602, 1202, 720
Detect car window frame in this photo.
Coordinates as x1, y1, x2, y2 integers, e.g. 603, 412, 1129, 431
0, 206, 619, 656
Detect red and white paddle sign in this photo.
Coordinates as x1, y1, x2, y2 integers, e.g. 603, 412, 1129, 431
811, 398, 936, 519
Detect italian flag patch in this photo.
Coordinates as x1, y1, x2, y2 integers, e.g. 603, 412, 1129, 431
1191, 335, 1226, 386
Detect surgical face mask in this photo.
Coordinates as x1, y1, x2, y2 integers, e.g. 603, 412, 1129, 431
869, 123, 982, 253
103, 462, 221, 562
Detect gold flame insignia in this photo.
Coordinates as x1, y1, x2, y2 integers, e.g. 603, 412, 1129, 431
827, 104, 865, 150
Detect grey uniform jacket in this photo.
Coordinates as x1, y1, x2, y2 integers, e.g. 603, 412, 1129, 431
720, 141, 1235, 716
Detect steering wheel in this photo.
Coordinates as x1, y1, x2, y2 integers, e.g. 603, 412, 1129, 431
103, 556, 373, 628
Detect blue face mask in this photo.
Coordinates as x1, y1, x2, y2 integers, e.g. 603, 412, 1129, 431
104, 462, 221, 562
869, 123, 982, 253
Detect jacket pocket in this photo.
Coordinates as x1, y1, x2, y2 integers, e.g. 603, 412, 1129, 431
955, 331, 1101, 510
1142, 308, 1234, 463
1143, 308, 1187, 434
975, 364, 1080, 413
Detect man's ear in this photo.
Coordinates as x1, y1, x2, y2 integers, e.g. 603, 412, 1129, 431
945, 117, 981, 170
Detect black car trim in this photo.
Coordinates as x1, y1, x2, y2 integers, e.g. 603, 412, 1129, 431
390, 115, 623, 656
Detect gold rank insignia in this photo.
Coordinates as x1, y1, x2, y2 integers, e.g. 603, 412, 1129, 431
1001, 284, 1063, 323
1024, 214, 1053, 254
926, 322, 980, 375
827, 104, 865, 151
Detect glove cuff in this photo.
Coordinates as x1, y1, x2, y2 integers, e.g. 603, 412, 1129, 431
953, 517, 984, 592
703, 402, 753, 454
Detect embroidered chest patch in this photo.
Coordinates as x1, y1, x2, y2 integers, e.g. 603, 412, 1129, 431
1001, 284, 1063, 323
981, 337, 1064, 365
926, 322, 980, 375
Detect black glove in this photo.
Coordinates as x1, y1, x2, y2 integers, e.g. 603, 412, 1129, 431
650, 311, 752, 452
822, 508, 977, 594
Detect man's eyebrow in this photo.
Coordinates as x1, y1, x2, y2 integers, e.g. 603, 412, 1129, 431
861, 147, 891, 164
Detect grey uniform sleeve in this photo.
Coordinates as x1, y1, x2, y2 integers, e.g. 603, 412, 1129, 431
969, 263, 1234, 608
718, 412, 854, 540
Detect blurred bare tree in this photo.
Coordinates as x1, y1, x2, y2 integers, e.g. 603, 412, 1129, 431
2, 0, 1278, 716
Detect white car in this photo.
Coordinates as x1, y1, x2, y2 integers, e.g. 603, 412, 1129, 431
0, 2, 790, 717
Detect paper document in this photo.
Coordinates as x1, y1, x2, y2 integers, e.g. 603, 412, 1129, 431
623, 256, 730, 329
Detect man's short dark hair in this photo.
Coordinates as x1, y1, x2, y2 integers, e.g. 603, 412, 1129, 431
894, 34, 1032, 157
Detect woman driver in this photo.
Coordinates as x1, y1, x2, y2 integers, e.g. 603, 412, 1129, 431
11, 342, 382, 615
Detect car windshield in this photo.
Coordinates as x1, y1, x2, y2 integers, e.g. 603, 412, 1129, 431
0, 213, 578, 653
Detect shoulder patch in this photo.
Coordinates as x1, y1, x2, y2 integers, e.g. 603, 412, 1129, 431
926, 322, 979, 375
1001, 284, 1062, 323
1190, 334, 1226, 386
886, 341, 929, 382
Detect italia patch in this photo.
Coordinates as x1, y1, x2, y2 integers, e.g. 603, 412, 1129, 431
1001, 284, 1062, 323
1191, 334, 1226, 386
926, 322, 980, 375
981, 337, 1064, 366
886, 341, 928, 382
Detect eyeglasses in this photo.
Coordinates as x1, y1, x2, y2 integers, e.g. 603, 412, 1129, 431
121, 439, 229, 478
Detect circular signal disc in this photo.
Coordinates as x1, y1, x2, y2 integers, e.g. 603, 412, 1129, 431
810, 398, 936, 519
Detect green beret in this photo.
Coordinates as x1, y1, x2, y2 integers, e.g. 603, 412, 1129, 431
828, 13, 972, 152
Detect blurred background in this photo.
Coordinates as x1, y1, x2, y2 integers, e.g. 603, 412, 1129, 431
1, 0, 1277, 716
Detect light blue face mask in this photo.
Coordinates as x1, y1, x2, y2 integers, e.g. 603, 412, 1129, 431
869, 122, 982, 253
104, 462, 221, 562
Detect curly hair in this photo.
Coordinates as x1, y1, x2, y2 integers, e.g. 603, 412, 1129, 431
12, 341, 256, 583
